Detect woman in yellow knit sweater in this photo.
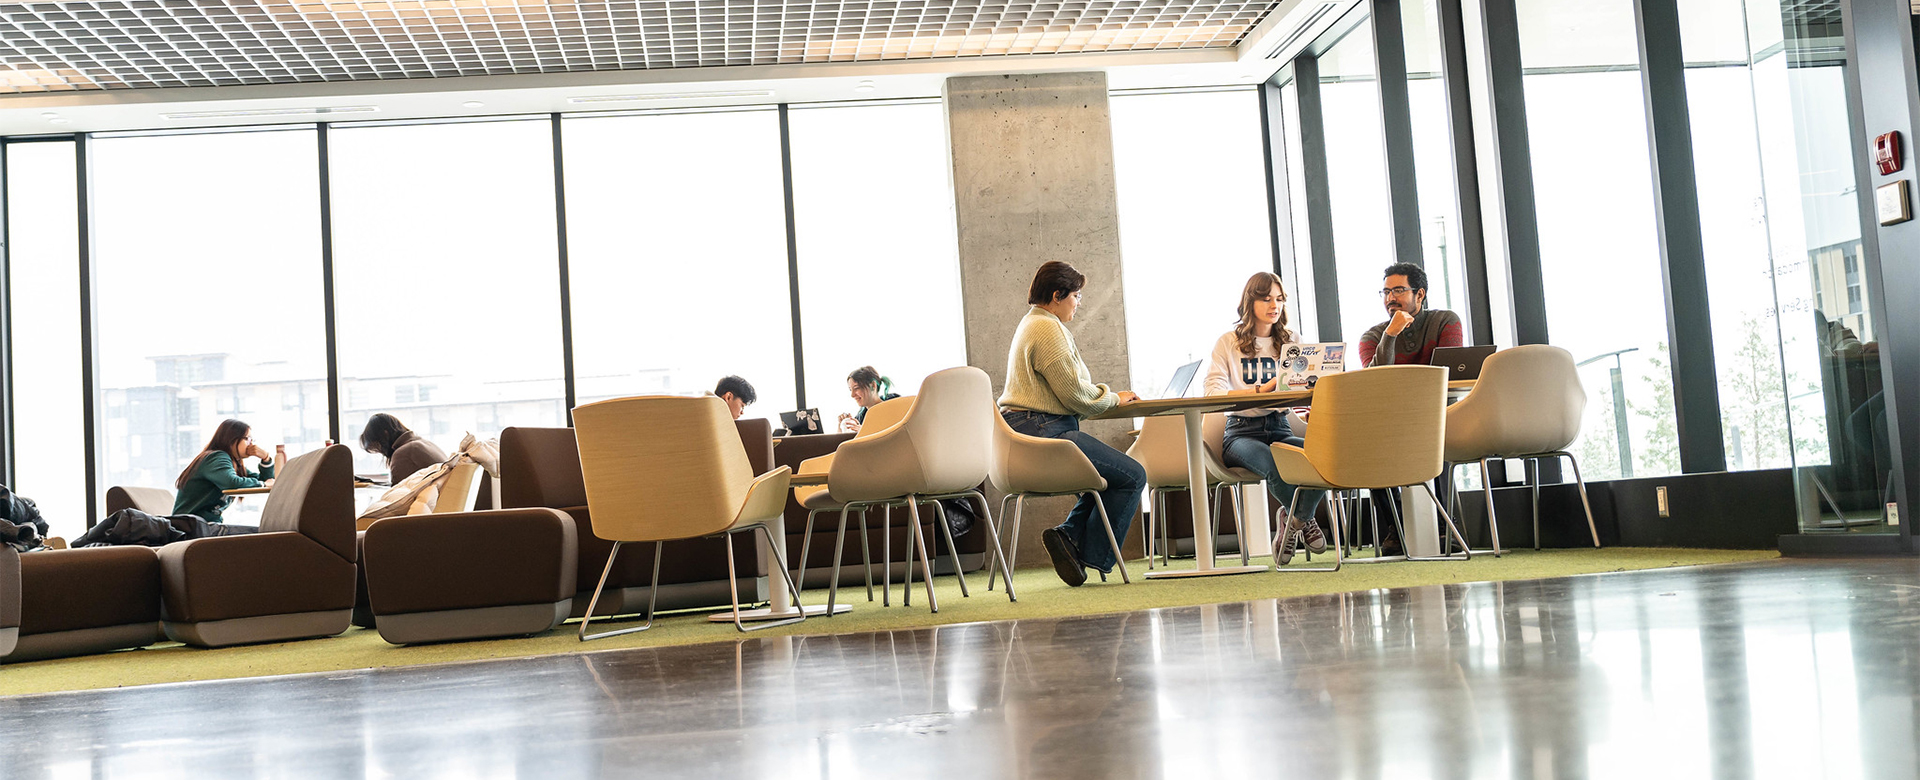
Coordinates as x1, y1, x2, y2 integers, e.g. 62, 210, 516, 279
998, 261, 1144, 587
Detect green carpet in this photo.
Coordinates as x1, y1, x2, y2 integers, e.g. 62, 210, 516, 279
0, 547, 1776, 697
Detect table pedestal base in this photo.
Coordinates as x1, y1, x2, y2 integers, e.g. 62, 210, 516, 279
707, 603, 851, 623
1144, 564, 1270, 579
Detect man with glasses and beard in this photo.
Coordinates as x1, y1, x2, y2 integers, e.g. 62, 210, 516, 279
1354, 262, 1464, 556
1359, 262, 1464, 367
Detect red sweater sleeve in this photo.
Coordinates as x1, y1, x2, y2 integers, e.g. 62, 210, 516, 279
1358, 336, 1378, 367
1439, 321, 1464, 348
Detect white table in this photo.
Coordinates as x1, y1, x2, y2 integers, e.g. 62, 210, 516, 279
708, 472, 851, 622
1092, 392, 1308, 579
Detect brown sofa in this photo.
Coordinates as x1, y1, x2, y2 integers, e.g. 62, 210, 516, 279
158, 444, 358, 648
362, 508, 578, 644
772, 433, 987, 589
498, 422, 765, 618
0, 547, 18, 658
105, 485, 175, 516
4, 546, 164, 662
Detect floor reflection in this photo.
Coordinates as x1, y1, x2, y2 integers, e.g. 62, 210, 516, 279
4, 558, 1918, 779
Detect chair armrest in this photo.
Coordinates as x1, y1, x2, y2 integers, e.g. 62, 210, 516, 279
827, 422, 921, 503
1270, 442, 1329, 490
735, 466, 793, 526
159, 532, 357, 623
798, 453, 834, 476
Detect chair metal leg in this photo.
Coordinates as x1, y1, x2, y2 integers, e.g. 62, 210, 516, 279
1159, 489, 1174, 566
796, 509, 820, 596
1445, 463, 1463, 555
1142, 488, 1158, 570
579, 540, 662, 641
1273, 489, 1344, 572
880, 504, 893, 607
1478, 458, 1505, 556
903, 496, 939, 612
988, 493, 1017, 591
857, 507, 874, 602
969, 490, 1016, 602
1087, 491, 1131, 584
1527, 457, 1541, 551
1226, 483, 1249, 566
828, 505, 854, 616
1416, 482, 1473, 561
726, 526, 808, 633
1400, 480, 1470, 562
931, 498, 971, 598
1558, 451, 1603, 547
1008, 496, 1027, 571
1368, 489, 1384, 558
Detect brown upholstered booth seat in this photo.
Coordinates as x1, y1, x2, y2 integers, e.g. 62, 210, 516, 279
159, 445, 358, 648
1, 547, 19, 658
4, 546, 164, 663
362, 508, 578, 644
105, 485, 175, 516
499, 423, 765, 618
773, 433, 988, 589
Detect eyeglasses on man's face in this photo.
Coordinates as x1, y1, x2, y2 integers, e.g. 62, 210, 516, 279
1378, 286, 1415, 299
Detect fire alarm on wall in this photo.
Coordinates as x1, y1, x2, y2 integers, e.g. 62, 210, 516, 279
1876, 131, 1903, 176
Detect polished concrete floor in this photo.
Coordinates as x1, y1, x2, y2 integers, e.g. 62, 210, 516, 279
4, 557, 1918, 779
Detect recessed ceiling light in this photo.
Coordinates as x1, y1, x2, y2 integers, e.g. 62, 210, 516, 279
462, 100, 485, 109
566, 90, 773, 104
854, 80, 877, 93
159, 106, 378, 120
48, 118, 70, 124
39, 111, 59, 118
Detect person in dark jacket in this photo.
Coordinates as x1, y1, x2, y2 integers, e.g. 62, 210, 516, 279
172, 418, 279, 523
358, 413, 447, 484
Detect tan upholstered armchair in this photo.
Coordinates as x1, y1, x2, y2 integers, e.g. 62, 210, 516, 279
1443, 344, 1601, 551
1270, 365, 1472, 572
571, 394, 802, 637
159, 444, 358, 648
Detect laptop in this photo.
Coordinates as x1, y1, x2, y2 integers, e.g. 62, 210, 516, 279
778, 408, 825, 435
1156, 360, 1203, 399
1430, 345, 1497, 381
1279, 342, 1346, 390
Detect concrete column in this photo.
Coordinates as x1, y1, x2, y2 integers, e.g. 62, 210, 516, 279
944, 71, 1140, 567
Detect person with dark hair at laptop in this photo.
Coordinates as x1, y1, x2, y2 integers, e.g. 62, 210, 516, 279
1359, 262, 1463, 367
714, 375, 756, 420
1204, 272, 1328, 565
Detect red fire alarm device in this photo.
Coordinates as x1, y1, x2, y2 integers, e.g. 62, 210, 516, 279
1876, 131, 1903, 176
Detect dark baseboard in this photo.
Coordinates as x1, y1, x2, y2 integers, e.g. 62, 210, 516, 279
1778, 533, 1917, 556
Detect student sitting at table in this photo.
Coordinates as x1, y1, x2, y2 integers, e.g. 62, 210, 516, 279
838, 365, 901, 434
173, 418, 281, 523
714, 375, 757, 420
999, 260, 1143, 587
1359, 262, 1464, 367
1204, 272, 1328, 565
358, 413, 447, 484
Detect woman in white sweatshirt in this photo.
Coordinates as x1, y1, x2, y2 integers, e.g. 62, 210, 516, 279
1202, 272, 1328, 564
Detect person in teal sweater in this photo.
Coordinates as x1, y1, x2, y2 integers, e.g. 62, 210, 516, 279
172, 419, 282, 523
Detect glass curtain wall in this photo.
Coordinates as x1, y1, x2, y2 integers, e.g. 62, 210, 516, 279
328, 119, 565, 475
4, 141, 87, 538
88, 130, 327, 523
1679, 0, 1887, 531
1319, 16, 1401, 351
787, 101, 966, 425
1278, 79, 1322, 341
1111, 89, 1280, 397
1516, 0, 1679, 480
561, 108, 797, 415
1400, 0, 1472, 326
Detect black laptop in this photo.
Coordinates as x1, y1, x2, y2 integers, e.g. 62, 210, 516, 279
778, 408, 825, 435
1430, 346, 1497, 381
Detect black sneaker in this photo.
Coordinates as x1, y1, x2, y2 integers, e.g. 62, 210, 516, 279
1041, 527, 1088, 587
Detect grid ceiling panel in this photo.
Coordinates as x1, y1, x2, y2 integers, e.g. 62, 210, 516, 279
0, 1, 1283, 93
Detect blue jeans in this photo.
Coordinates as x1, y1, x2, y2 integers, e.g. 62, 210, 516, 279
1001, 409, 1144, 572
1222, 413, 1327, 522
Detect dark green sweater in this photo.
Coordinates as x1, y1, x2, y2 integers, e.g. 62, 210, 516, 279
171, 451, 275, 522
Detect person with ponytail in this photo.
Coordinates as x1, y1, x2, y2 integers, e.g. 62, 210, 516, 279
839, 366, 901, 433
1202, 272, 1327, 565
171, 418, 281, 523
